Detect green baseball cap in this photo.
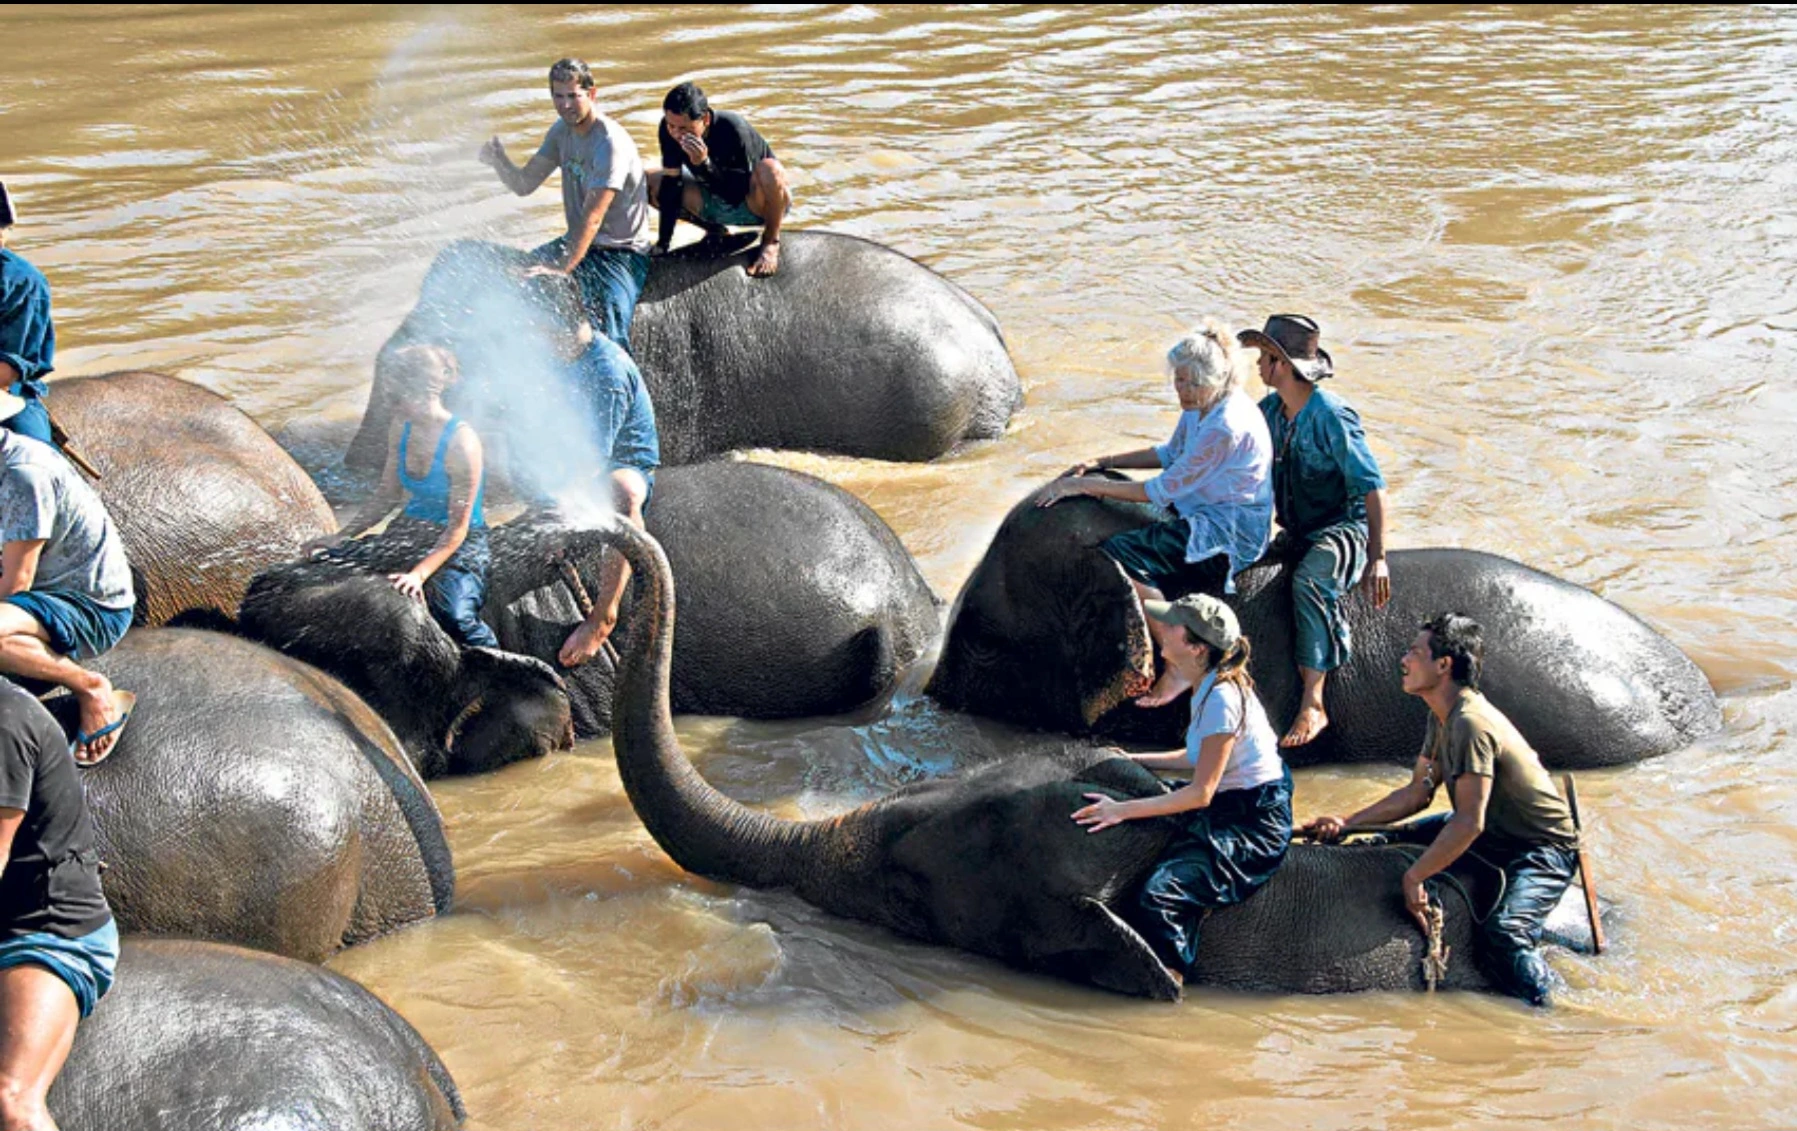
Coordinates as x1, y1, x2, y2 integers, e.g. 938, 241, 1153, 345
1142, 593, 1240, 653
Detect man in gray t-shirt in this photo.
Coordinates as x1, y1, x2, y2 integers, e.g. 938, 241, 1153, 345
0, 406, 135, 765
478, 57, 653, 353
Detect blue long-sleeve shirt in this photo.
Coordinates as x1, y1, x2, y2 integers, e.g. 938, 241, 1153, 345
1259, 387, 1385, 541
0, 250, 54, 399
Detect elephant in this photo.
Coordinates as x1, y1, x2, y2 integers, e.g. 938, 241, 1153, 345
341, 233, 1021, 474
594, 518, 1570, 999
925, 485, 1722, 769
49, 937, 465, 1129
231, 460, 940, 775
41, 627, 454, 961
48, 370, 336, 624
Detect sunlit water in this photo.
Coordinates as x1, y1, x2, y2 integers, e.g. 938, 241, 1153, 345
6, 5, 1797, 1128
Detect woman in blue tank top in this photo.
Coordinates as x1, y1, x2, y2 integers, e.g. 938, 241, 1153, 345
305, 345, 497, 647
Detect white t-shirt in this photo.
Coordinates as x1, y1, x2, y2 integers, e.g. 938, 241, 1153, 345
1185, 671, 1283, 794
535, 114, 653, 253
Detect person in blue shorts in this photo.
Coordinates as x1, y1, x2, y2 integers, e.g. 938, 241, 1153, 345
0, 681, 119, 1130
0, 188, 57, 446
1241, 314, 1392, 749
0, 392, 135, 765
304, 345, 498, 649
649, 81, 793, 278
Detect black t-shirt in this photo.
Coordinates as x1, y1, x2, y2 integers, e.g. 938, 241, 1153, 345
0, 683, 111, 939
658, 109, 775, 206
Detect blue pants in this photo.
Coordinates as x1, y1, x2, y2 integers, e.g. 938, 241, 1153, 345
426, 564, 498, 649
533, 239, 651, 355
1392, 814, 1579, 1006
1134, 767, 1293, 975
3, 383, 52, 444
1291, 525, 1367, 673
3, 590, 133, 660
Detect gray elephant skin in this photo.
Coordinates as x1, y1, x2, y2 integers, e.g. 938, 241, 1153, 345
596, 519, 1525, 999
47, 628, 453, 961
926, 486, 1722, 768
50, 370, 336, 624
343, 233, 1020, 472
234, 461, 940, 775
49, 938, 464, 1130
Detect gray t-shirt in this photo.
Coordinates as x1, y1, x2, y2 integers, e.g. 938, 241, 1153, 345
534, 114, 652, 254
0, 431, 134, 609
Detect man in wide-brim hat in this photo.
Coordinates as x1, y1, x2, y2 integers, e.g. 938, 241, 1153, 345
1242, 314, 1391, 749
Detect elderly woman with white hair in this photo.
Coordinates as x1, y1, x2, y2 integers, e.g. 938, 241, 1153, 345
1038, 322, 1274, 707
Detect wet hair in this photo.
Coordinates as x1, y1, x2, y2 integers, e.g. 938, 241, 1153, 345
663, 81, 710, 120
1165, 320, 1240, 402
521, 273, 590, 339
1421, 613, 1484, 690
548, 58, 596, 91
389, 344, 459, 398
1182, 629, 1257, 736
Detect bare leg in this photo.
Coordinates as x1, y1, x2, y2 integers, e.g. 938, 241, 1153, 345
0, 964, 79, 1131
0, 606, 121, 764
558, 469, 649, 668
1127, 579, 1192, 708
1281, 666, 1330, 748
744, 157, 791, 277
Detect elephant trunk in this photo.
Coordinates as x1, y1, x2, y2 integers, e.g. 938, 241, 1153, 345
604, 520, 822, 886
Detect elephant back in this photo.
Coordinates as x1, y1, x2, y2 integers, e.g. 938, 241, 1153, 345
49, 937, 465, 1130
77, 627, 452, 960
48, 370, 336, 624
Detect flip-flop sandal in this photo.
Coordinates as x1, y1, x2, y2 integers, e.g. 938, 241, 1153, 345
71, 689, 136, 767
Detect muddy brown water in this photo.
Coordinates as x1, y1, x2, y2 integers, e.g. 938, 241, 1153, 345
6, 6, 1797, 1128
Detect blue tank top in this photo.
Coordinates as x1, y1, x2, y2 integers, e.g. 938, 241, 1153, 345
398, 418, 485, 528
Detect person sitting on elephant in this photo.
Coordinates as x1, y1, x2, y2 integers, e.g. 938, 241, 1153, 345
1071, 594, 1291, 983
1241, 313, 1390, 748
1299, 613, 1581, 1006
0, 187, 57, 446
0, 396, 136, 765
1039, 322, 1272, 707
479, 58, 654, 353
649, 81, 792, 278
0, 681, 119, 1131
518, 276, 660, 668
303, 345, 498, 648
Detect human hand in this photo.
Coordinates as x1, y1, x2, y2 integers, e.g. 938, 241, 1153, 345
1299, 815, 1347, 843
389, 571, 427, 603
1036, 479, 1083, 508
677, 131, 709, 167
1362, 556, 1391, 609
1060, 460, 1097, 479
1071, 792, 1129, 834
1401, 868, 1431, 933
478, 136, 506, 168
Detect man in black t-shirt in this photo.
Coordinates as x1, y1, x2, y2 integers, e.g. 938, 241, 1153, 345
649, 81, 793, 277
0, 682, 118, 1130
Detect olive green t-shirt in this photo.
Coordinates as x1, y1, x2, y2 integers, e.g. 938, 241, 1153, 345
1424, 688, 1578, 850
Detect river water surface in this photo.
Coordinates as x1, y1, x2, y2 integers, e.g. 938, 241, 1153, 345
5, 5, 1797, 1128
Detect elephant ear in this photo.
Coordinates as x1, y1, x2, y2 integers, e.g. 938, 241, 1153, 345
444, 647, 574, 772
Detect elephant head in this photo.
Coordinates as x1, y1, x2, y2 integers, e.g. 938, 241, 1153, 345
238, 542, 574, 779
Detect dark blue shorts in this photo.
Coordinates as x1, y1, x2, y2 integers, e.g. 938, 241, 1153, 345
0, 919, 119, 1018
1100, 519, 1231, 601
5, 590, 133, 660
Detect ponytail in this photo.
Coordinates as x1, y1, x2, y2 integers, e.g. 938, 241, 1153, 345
1200, 636, 1256, 739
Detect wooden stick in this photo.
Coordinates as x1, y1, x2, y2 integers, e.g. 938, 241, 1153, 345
45, 406, 102, 481
1561, 773, 1607, 955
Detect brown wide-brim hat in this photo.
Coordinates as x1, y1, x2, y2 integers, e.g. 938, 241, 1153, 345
1238, 313, 1334, 382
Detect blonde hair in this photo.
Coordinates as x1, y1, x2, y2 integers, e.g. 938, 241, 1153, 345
390, 344, 460, 398
1165, 321, 1241, 402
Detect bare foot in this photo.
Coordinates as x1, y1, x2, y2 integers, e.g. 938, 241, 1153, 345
746, 240, 780, 277
558, 614, 617, 669
1280, 705, 1329, 748
1134, 666, 1193, 709
73, 677, 125, 765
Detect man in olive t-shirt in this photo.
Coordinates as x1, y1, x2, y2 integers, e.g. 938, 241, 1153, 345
1299, 613, 1580, 1005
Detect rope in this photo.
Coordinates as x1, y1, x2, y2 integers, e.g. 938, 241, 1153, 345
1422, 898, 1449, 992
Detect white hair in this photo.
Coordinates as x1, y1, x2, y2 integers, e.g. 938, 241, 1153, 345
1164, 320, 1241, 401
